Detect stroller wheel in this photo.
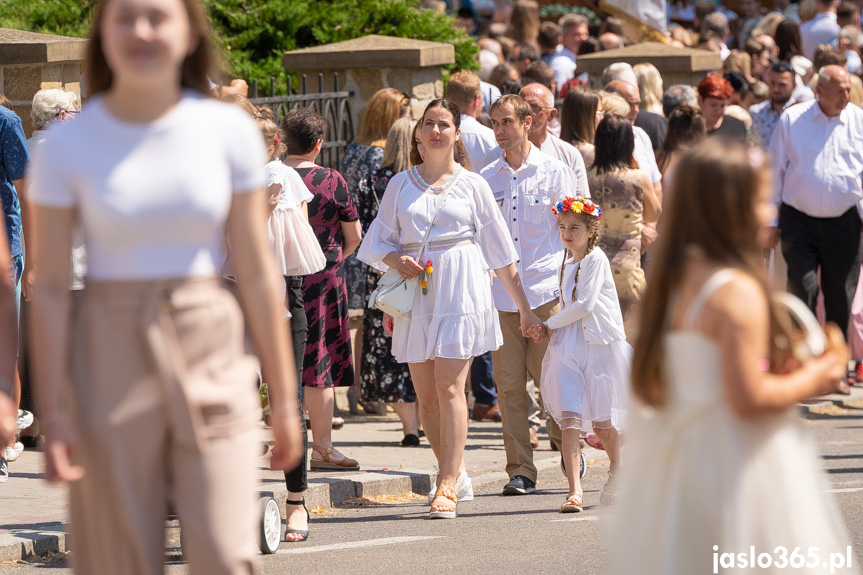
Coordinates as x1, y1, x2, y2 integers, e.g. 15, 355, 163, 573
559, 451, 587, 479
258, 496, 281, 554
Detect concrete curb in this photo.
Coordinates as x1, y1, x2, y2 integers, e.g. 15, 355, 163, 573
0, 526, 67, 564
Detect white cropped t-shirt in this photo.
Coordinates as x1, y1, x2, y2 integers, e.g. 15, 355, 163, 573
28, 91, 266, 280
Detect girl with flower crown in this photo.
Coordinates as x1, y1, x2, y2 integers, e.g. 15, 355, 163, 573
538, 196, 631, 513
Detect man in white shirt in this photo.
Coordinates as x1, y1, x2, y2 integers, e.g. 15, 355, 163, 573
766, 66, 863, 346
519, 83, 588, 194
800, 0, 841, 60
481, 95, 579, 496
447, 70, 499, 171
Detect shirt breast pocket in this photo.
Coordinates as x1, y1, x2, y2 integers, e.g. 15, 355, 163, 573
523, 194, 551, 224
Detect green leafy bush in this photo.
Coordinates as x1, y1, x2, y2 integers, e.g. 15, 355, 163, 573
1, 0, 478, 95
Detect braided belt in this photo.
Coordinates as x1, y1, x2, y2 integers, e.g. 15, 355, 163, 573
401, 237, 475, 256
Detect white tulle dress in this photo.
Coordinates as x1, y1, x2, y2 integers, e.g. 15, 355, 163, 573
539, 248, 630, 433
264, 161, 326, 277
357, 167, 517, 363
609, 269, 858, 575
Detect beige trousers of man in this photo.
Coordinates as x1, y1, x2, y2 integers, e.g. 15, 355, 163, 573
67, 279, 260, 575
492, 299, 561, 484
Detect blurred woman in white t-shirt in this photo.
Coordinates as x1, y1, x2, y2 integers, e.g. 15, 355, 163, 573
27, 0, 302, 572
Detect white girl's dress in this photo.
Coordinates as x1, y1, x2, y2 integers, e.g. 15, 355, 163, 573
264, 160, 326, 277
357, 167, 518, 363
609, 269, 858, 575
540, 248, 630, 433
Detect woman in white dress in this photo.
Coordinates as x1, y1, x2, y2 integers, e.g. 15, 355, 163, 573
358, 99, 543, 519
610, 141, 855, 574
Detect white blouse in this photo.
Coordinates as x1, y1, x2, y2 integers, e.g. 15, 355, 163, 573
547, 248, 627, 345
358, 168, 517, 272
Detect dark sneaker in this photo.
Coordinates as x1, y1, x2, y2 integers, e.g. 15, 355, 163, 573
0, 455, 8, 483
502, 475, 536, 495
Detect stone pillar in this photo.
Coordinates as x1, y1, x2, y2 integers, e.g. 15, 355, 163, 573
575, 42, 722, 89
283, 35, 455, 134
0, 28, 87, 137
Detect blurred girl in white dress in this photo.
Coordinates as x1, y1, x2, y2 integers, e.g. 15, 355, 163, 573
611, 142, 855, 575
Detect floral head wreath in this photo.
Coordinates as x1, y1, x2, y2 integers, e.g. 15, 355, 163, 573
552, 196, 602, 218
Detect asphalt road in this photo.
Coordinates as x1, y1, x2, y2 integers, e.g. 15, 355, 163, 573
5, 406, 863, 575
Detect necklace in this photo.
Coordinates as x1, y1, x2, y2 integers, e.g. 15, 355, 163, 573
411, 165, 463, 193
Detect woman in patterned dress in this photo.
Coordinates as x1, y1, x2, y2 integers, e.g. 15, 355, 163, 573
588, 114, 661, 341
361, 117, 422, 446
282, 107, 363, 471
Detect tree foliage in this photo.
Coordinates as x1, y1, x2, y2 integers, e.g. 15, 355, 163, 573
1, 0, 478, 95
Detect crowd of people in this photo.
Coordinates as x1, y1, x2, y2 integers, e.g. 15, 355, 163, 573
2, 0, 863, 572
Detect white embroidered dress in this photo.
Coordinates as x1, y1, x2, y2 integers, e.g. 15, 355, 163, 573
358, 167, 518, 363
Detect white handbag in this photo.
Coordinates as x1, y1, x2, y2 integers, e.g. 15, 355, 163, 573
368, 168, 463, 318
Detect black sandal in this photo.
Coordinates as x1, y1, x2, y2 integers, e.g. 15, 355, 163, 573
284, 499, 310, 542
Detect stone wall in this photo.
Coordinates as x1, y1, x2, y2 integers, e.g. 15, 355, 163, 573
284, 35, 454, 136
576, 42, 722, 90
0, 28, 87, 136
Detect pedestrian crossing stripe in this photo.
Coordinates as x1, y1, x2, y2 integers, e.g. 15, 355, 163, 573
276, 536, 445, 554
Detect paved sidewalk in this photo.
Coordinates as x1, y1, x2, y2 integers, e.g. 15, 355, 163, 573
4, 385, 860, 563
0, 402, 591, 563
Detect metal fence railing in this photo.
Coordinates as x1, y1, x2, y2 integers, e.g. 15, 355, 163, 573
248, 73, 355, 171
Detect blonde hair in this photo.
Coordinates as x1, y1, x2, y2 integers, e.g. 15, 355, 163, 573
255, 106, 286, 160
380, 117, 416, 174
724, 50, 752, 79
633, 63, 663, 115
599, 91, 631, 117
851, 74, 863, 107
220, 93, 258, 117
31, 89, 79, 129
447, 70, 482, 110
356, 88, 410, 147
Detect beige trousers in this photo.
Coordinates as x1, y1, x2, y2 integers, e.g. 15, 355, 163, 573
67, 279, 260, 575
492, 299, 561, 484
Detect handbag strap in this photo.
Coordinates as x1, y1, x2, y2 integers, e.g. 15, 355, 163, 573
410, 166, 464, 262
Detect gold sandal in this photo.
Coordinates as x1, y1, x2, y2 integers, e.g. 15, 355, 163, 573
310, 444, 360, 471
429, 487, 458, 519
600, 471, 618, 505
560, 492, 584, 513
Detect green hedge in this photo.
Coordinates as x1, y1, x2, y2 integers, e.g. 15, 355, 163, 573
1, 0, 478, 95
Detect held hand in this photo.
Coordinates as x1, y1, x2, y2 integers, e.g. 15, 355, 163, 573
641, 225, 658, 255
269, 408, 303, 472
519, 310, 544, 341
43, 419, 85, 483
527, 323, 548, 343
397, 255, 424, 280
383, 313, 394, 336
